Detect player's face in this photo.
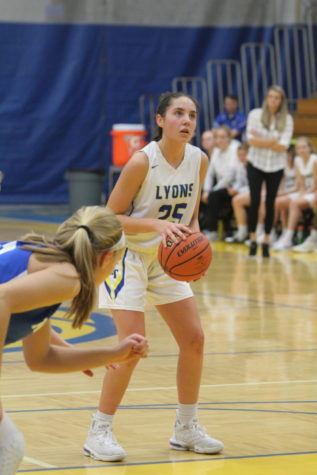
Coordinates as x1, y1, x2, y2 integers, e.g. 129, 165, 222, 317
97, 248, 125, 282
157, 97, 198, 142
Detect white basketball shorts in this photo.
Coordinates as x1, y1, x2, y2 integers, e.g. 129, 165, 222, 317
99, 248, 193, 312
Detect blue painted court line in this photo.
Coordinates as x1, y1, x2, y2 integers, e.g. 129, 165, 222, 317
4, 346, 317, 362
8, 404, 317, 416
18, 450, 317, 472
195, 290, 317, 312
0, 213, 67, 223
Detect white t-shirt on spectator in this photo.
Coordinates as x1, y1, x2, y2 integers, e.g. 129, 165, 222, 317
246, 108, 294, 172
203, 141, 240, 192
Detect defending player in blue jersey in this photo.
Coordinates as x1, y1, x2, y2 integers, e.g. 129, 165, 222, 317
0, 205, 148, 475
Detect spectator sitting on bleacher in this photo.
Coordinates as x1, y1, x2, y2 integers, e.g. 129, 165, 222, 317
270, 143, 297, 244
201, 126, 240, 241
201, 129, 215, 160
273, 136, 317, 251
293, 198, 317, 252
212, 94, 246, 142
225, 144, 265, 243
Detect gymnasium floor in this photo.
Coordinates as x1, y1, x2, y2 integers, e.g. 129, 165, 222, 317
1, 208, 317, 475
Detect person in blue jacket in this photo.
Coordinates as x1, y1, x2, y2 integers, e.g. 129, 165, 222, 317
0, 205, 148, 475
213, 94, 246, 141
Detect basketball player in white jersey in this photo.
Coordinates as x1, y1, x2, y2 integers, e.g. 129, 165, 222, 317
84, 92, 224, 461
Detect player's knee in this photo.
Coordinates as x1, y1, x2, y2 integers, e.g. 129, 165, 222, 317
180, 329, 205, 355
0, 413, 25, 474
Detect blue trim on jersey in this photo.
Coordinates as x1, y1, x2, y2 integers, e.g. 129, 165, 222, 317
5, 304, 61, 345
0, 240, 62, 345
0, 241, 32, 284
104, 248, 128, 300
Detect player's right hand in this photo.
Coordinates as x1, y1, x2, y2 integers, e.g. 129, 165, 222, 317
155, 220, 191, 247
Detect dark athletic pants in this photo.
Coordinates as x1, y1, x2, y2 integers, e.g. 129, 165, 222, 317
205, 188, 232, 232
247, 162, 284, 235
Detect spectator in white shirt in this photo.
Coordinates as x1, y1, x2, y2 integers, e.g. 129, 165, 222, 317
273, 136, 317, 250
201, 129, 215, 160
225, 144, 265, 243
201, 126, 239, 240
246, 85, 294, 257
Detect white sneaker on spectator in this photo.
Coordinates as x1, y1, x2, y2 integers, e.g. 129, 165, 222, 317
203, 231, 219, 241
225, 231, 247, 243
170, 418, 224, 454
293, 235, 317, 253
83, 414, 126, 462
272, 237, 293, 251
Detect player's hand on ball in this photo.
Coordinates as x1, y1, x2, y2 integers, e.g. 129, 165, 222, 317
158, 232, 212, 282
154, 220, 192, 247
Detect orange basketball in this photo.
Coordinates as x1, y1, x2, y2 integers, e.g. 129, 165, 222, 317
158, 232, 212, 282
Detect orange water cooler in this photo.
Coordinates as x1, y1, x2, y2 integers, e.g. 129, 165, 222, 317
111, 124, 147, 166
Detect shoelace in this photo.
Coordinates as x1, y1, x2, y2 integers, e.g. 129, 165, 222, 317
94, 422, 120, 446
179, 419, 209, 443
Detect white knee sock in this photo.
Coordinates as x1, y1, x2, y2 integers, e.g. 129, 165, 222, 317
177, 403, 198, 425
0, 413, 25, 475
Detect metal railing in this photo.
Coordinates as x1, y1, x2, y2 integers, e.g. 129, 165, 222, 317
304, 1, 317, 94
206, 59, 244, 123
274, 25, 312, 110
139, 14, 317, 141
240, 42, 277, 112
138, 93, 160, 140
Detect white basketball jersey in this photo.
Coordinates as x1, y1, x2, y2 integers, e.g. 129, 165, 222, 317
126, 141, 202, 253
294, 154, 317, 189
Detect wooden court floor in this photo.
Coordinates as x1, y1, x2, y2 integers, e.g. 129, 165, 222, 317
1, 211, 317, 475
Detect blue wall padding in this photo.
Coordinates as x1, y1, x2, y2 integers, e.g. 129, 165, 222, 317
0, 23, 279, 203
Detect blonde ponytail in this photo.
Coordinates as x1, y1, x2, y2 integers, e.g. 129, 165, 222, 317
21, 206, 123, 328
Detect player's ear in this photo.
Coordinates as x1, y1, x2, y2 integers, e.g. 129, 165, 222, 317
99, 251, 112, 267
156, 113, 164, 127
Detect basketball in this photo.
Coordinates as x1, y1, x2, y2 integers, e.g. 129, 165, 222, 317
158, 232, 212, 281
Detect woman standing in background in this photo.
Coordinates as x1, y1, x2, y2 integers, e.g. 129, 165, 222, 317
246, 85, 293, 257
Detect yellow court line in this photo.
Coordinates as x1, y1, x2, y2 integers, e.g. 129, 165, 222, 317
23, 456, 56, 469
18, 453, 317, 475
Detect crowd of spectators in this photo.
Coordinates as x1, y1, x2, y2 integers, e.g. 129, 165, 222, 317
200, 86, 317, 258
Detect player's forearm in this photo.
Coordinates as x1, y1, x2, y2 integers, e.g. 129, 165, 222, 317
117, 215, 160, 234
26, 345, 122, 373
49, 328, 72, 347
248, 137, 278, 149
